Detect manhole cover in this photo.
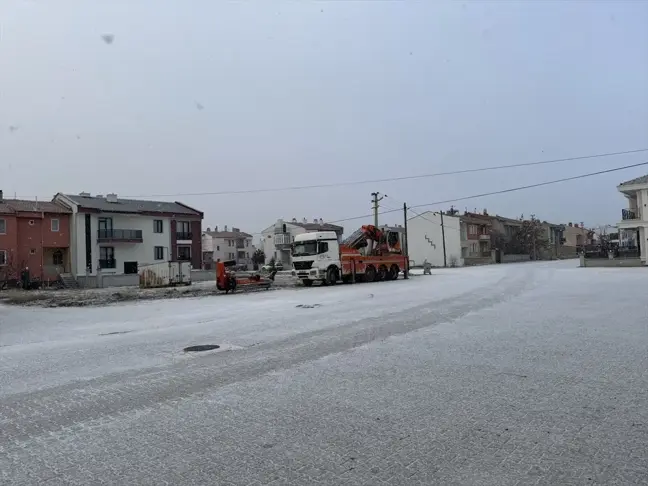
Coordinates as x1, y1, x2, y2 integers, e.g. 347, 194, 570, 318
183, 344, 220, 352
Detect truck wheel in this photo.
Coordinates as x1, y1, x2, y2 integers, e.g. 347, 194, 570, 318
365, 265, 376, 283
326, 267, 339, 285
390, 264, 400, 280
377, 265, 388, 281
302, 279, 313, 287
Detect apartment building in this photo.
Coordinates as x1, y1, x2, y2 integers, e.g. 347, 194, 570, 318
261, 218, 344, 268
0, 191, 71, 283
460, 211, 493, 265
406, 211, 462, 267
54, 192, 203, 286
202, 226, 254, 269
617, 174, 648, 263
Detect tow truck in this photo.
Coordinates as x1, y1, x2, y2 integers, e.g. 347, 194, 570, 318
291, 225, 407, 286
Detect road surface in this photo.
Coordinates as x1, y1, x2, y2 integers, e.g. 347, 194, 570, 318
1, 261, 647, 485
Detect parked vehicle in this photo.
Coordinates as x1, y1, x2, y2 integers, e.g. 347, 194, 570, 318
139, 261, 192, 288
291, 225, 407, 286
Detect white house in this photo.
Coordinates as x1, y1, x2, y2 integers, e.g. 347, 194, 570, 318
54, 192, 203, 286
406, 211, 462, 267
616, 174, 648, 263
201, 226, 254, 269
261, 218, 344, 268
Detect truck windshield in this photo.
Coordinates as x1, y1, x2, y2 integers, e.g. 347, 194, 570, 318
292, 241, 318, 257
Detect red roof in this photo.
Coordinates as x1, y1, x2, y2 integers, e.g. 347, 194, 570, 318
0, 199, 71, 214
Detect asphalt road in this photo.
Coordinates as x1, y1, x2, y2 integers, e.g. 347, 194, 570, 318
1, 261, 647, 485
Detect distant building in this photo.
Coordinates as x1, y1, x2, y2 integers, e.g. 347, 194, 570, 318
406, 211, 462, 267
617, 174, 648, 263
202, 226, 254, 269
0, 190, 72, 283
54, 192, 203, 287
261, 218, 344, 268
459, 211, 493, 265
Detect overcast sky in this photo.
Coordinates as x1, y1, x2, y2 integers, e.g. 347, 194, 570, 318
1, 0, 647, 237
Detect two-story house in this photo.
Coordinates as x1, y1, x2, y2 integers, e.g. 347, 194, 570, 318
202, 226, 254, 269
261, 218, 344, 268
54, 192, 203, 286
0, 190, 72, 284
617, 174, 648, 263
460, 211, 493, 265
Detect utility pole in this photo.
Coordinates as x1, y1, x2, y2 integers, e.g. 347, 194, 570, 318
403, 202, 409, 279
371, 192, 384, 228
440, 211, 447, 267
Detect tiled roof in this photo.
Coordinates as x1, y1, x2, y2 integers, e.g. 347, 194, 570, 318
292, 222, 344, 232
64, 194, 201, 216
619, 174, 648, 186
0, 199, 71, 214
204, 231, 252, 238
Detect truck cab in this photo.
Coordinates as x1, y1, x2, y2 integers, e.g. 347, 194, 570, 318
291, 231, 340, 286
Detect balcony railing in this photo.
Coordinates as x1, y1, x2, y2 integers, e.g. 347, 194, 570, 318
97, 229, 143, 242
176, 232, 193, 240
621, 209, 638, 221
99, 258, 116, 269
479, 234, 490, 240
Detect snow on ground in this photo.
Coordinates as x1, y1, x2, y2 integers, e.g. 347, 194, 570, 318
2, 260, 648, 485
0, 266, 503, 396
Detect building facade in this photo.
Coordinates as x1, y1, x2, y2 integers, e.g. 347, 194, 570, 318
460, 211, 493, 265
54, 192, 202, 285
261, 218, 344, 268
617, 174, 648, 263
406, 211, 462, 267
0, 192, 72, 284
202, 226, 254, 269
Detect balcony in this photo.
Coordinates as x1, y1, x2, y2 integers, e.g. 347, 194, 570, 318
97, 229, 143, 242
176, 232, 193, 241
236, 240, 245, 249
274, 233, 292, 248
99, 258, 116, 269
622, 209, 638, 221
479, 234, 490, 241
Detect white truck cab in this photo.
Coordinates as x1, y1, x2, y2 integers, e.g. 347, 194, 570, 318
291, 231, 341, 286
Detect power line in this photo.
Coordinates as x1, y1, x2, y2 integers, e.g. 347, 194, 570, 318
120, 148, 648, 199
326, 160, 648, 225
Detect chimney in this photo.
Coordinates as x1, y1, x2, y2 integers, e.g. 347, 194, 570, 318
224, 225, 228, 232
483, 208, 488, 216
79, 192, 91, 197
232, 227, 240, 233
319, 218, 323, 224
292, 218, 297, 223
206, 227, 211, 232
568, 222, 572, 227
106, 193, 118, 203
214, 225, 218, 232
0, 190, 3, 202
313, 218, 318, 223
303, 217, 307, 224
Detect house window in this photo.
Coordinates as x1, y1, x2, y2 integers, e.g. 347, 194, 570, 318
216, 245, 220, 251
99, 247, 116, 268
28, 220, 35, 226
245, 240, 249, 247
246, 252, 249, 258
153, 220, 163, 233
124, 261, 138, 274
228, 240, 232, 247
178, 245, 191, 261
177, 221, 191, 240
469, 225, 477, 235
154, 246, 164, 260
51, 219, 60, 232
0, 219, 5, 234
30, 249, 36, 255
0, 250, 6, 265
53, 250, 63, 266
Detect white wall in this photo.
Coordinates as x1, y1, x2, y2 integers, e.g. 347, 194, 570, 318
74, 213, 173, 276
261, 223, 309, 265
407, 212, 462, 267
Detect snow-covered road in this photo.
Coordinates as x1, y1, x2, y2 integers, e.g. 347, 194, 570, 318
1, 261, 647, 485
